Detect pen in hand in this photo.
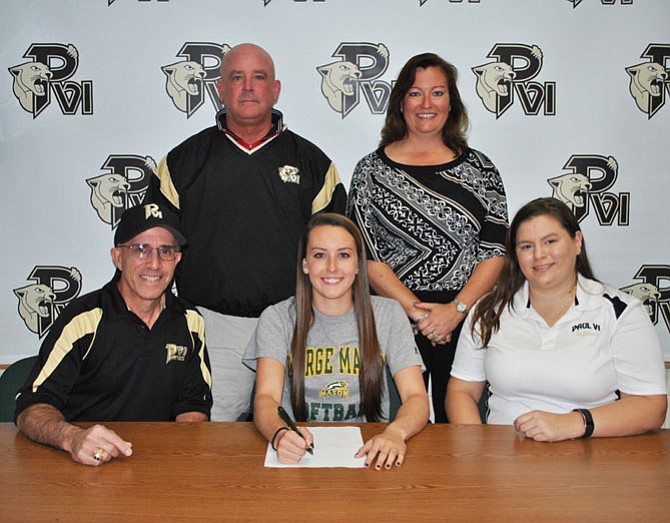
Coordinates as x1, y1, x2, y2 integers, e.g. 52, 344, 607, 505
278, 406, 314, 455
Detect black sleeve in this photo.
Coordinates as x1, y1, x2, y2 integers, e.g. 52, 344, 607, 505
323, 182, 347, 214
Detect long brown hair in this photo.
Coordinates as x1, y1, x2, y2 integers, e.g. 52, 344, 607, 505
289, 213, 384, 422
380, 52, 469, 155
472, 197, 598, 346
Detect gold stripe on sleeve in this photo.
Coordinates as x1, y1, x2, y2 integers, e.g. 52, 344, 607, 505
155, 155, 181, 210
186, 309, 212, 388
311, 163, 342, 214
32, 308, 103, 393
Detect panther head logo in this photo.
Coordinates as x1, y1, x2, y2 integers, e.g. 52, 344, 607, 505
317, 61, 362, 112
620, 283, 661, 317
278, 165, 300, 184
162, 60, 207, 112
626, 62, 668, 113
8, 61, 53, 112
15, 266, 82, 337
548, 173, 592, 212
14, 284, 57, 334
472, 61, 516, 112
86, 173, 132, 224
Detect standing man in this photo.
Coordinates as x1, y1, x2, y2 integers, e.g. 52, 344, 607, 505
148, 43, 346, 421
15, 203, 212, 466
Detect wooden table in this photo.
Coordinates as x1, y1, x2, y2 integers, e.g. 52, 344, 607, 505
1, 422, 668, 522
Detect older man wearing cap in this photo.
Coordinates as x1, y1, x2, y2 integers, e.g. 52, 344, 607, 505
15, 203, 212, 466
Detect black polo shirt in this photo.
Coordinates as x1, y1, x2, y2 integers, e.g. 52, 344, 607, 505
15, 277, 212, 422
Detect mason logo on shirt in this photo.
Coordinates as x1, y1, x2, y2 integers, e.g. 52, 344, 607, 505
320, 380, 350, 400
165, 343, 188, 363
304, 345, 359, 377
305, 346, 365, 421
571, 322, 601, 336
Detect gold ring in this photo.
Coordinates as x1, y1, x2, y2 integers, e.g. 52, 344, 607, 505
431, 333, 438, 342
93, 448, 105, 462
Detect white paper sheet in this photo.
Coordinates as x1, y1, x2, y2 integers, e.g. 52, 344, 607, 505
264, 426, 366, 468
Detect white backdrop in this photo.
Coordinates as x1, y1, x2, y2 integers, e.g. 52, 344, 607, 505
1, 0, 669, 363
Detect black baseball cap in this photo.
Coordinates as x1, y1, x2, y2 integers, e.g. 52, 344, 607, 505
114, 203, 186, 247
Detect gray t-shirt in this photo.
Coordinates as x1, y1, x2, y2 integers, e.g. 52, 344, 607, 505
243, 296, 423, 422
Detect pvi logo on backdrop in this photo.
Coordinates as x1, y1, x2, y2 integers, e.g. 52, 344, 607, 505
621, 265, 670, 333
568, 0, 632, 7
547, 155, 629, 225
473, 44, 556, 119
87, 155, 156, 228
8, 44, 93, 118
626, 44, 670, 119
317, 43, 391, 118
14, 266, 82, 337
162, 43, 231, 117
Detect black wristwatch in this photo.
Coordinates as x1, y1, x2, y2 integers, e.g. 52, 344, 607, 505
452, 299, 468, 314
573, 408, 594, 438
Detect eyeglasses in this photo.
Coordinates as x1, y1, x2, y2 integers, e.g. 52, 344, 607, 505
117, 243, 181, 261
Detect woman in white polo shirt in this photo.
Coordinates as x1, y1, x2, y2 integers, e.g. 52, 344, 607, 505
447, 197, 667, 441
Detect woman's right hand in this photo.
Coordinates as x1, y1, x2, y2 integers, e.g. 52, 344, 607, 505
414, 301, 464, 345
275, 427, 314, 464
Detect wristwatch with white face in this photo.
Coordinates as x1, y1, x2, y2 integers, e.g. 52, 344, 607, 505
452, 299, 468, 314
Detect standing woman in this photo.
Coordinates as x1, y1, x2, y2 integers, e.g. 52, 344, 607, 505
347, 53, 508, 422
447, 198, 667, 440
243, 213, 429, 469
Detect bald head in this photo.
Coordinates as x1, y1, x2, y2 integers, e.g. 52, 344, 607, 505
221, 43, 276, 81
217, 43, 281, 140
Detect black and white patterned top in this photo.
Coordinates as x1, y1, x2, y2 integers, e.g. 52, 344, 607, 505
346, 148, 508, 292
